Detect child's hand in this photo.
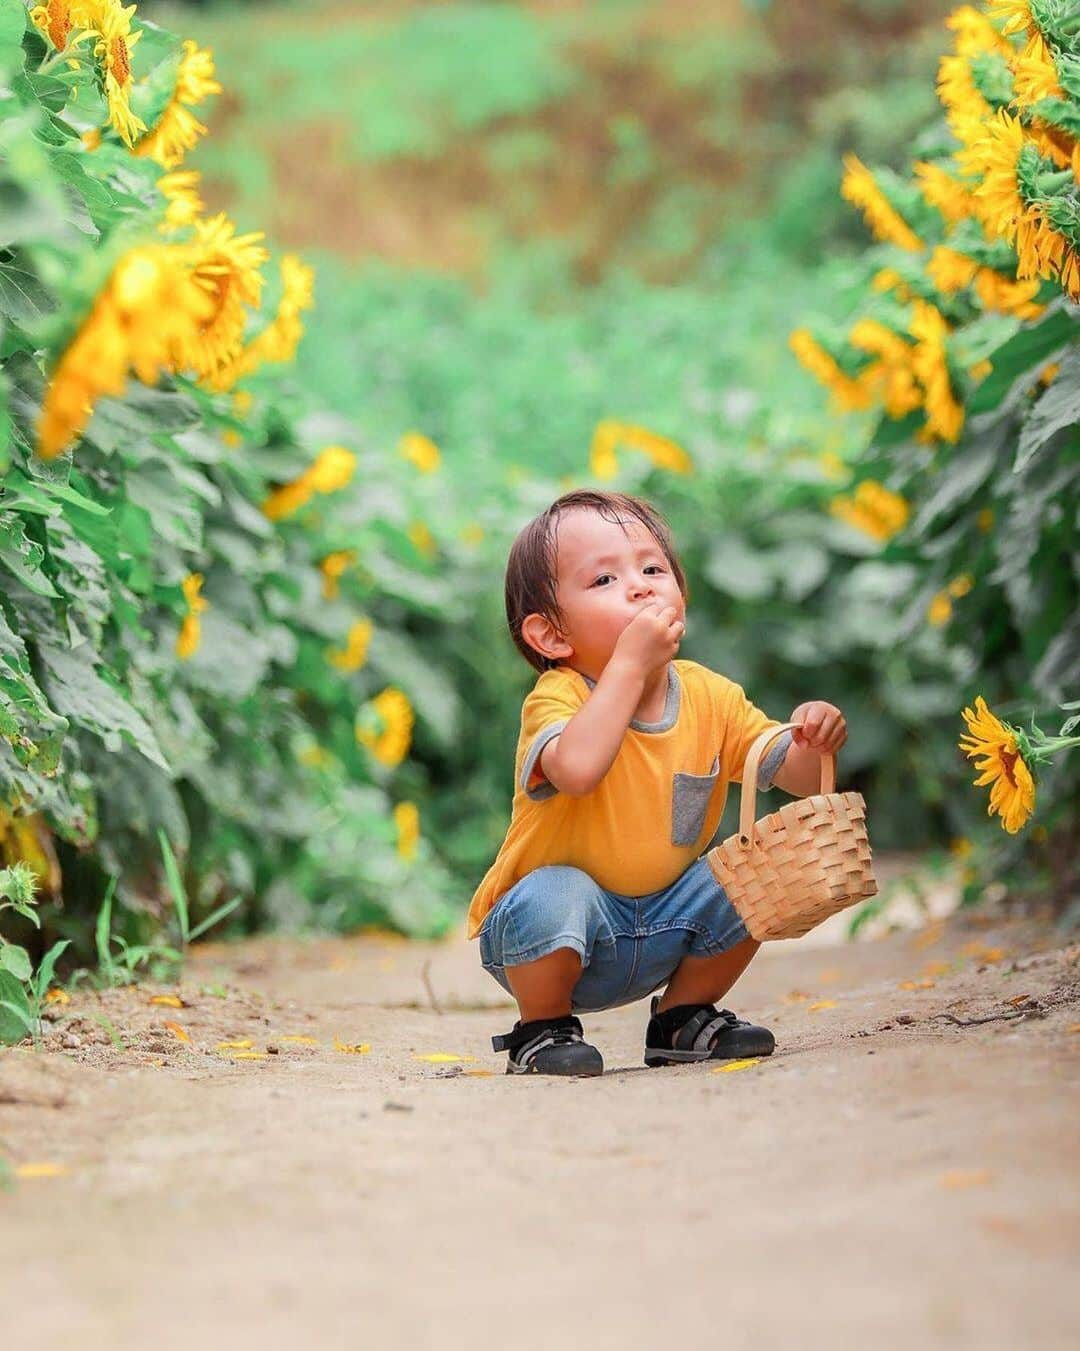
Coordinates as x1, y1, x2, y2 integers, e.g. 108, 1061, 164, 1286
612, 602, 685, 679
790, 701, 847, 753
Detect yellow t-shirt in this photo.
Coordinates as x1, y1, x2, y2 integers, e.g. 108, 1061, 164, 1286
466, 658, 792, 939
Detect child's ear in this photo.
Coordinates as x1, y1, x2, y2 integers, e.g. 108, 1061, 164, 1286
521, 612, 573, 663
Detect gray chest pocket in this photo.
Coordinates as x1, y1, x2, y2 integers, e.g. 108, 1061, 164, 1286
671, 753, 721, 847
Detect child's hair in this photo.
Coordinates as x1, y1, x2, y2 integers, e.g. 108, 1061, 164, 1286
505, 489, 689, 674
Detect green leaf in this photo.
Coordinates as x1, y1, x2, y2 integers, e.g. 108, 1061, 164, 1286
0, 943, 31, 981
0, 971, 32, 1043
39, 642, 170, 770
1014, 347, 1080, 471
95, 875, 116, 969
158, 829, 190, 944
969, 307, 1077, 414
32, 938, 70, 1001
0, 249, 55, 324
0, 511, 59, 596
187, 894, 242, 942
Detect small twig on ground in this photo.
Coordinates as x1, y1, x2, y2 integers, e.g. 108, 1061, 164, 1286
931, 1010, 1030, 1028
421, 960, 443, 1016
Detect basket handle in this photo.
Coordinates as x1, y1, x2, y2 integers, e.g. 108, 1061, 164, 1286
736, 722, 837, 850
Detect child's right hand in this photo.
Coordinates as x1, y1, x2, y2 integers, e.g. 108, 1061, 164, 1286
612, 602, 685, 678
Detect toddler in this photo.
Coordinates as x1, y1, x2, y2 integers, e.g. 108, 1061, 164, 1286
469, 490, 847, 1075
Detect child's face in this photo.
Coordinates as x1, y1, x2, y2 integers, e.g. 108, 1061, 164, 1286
525, 508, 686, 675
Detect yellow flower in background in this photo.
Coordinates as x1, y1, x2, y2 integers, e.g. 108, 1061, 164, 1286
927, 246, 979, 293
949, 836, 973, 859
408, 521, 437, 559
829, 480, 910, 542
909, 301, 964, 443
133, 39, 222, 169
973, 269, 1044, 319
959, 696, 1036, 833
176, 572, 207, 659
927, 592, 952, 626
356, 688, 414, 768
848, 319, 922, 418
871, 268, 915, 301
398, 432, 441, 473
173, 214, 269, 379
319, 549, 357, 599
948, 573, 974, 598
789, 330, 874, 412
157, 170, 204, 231
459, 523, 485, 546
589, 419, 692, 479
913, 161, 979, 224
945, 5, 1012, 59
393, 801, 420, 861
36, 243, 204, 458
976, 507, 994, 532
298, 744, 334, 769
262, 446, 356, 521
816, 450, 849, 482
840, 154, 923, 251
206, 253, 315, 391
327, 618, 373, 673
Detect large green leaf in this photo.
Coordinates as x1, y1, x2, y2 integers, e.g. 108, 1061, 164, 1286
968, 307, 1078, 415
40, 642, 170, 771
1014, 347, 1080, 471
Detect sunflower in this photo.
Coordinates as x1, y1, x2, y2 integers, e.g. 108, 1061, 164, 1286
176, 573, 208, 660
36, 243, 204, 458
840, 155, 923, 251
82, 1, 146, 149
909, 300, 965, 443
133, 40, 222, 169
398, 432, 441, 473
408, 521, 437, 559
959, 696, 1035, 833
986, 0, 1034, 38
171, 213, 269, 380
848, 320, 922, 418
205, 253, 315, 391
327, 618, 374, 673
356, 688, 414, 768
29, 0, 74, 51
393, 802, 420, 861
1011, 32, 1064, 107
927, 246, 980, 293
913, 161, 980, 224
588, 419, 692, 479
829, 481, 910, 542
262, 445, 356, 521
973, 268, 1044, 317
319, 549, 357, 600
157, 170, 204, 232
946, 5, 1013, 59
789, 330, 874, 412
927, 592, 952, 626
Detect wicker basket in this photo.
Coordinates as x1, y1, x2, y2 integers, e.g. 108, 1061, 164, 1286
706, 722, 878, 941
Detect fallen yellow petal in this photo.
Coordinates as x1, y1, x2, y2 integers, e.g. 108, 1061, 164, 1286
334, 1039, 371, 1054
150, 994, 184, 1008
229, 1051, 269, 1060
163, 1021, 190, 1043
44, 988, 71, 1005
782, 990, 812, 1004
215, 1038, 254, 1050
913, 921, 944, 951
922, 960, 952, 978
941, 1169, 992, 1190
808, 1000, 836, 1012
15, 1161, 69, 1179
280, 1035, 320, 1045
462, 1069, 495, 1077
412, 1053, 477, 1063
710, 1058, 761, 1074
899, 979, 936, 991
1066, 1024, 1080, 1035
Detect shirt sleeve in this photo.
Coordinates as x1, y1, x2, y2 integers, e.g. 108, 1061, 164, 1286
517, 670, 586, 801
718, 679, 793, 790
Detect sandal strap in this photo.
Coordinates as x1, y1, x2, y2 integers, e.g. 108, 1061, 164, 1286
671, 1005, 739, 1053
492, 1015, 584, 1062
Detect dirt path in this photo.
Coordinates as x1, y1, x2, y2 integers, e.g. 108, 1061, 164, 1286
1, 901, 1077, 1350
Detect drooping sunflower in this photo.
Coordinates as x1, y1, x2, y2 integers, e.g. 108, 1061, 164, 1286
262, 445, 357, 521
171, 213, 269, 380
789, 329, 875, 413
133, 39, 222, 169
913, 161, 980, 225
908, 300, 965, 443
958, 696, 1036, 833
356, 689, 414, 769
82, 0, 147, 149
319, 549, 357, 600
157, 170, 204, 232
204, 253, 316, 391
588, 419, 692, 479
393, 802, 420, 861
840, 155, 924, 251
829, 480, 910, 542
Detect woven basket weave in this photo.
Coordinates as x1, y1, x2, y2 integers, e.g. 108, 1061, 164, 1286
707, 722, 878, 941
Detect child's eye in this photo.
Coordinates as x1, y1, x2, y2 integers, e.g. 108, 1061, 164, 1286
591, 565, 664, 587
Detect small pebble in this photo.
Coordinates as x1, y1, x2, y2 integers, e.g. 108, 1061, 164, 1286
897, 1014, 915, 1026
61, 1034, 81, 1050
384, 1101, 413, 1113
267, 1044, 279, 1055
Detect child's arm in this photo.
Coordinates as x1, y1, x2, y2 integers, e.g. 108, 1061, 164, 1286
770, 700, 847, 797
542, 603, 684, 796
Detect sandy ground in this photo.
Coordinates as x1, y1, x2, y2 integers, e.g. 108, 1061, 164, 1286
1, 892, 1078, 1350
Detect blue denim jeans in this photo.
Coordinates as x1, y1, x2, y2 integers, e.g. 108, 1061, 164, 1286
476, 857, 750, 1013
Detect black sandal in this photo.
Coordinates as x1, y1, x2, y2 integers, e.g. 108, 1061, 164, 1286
492, 1014, 604, 1077
644, 995, 775, 1067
